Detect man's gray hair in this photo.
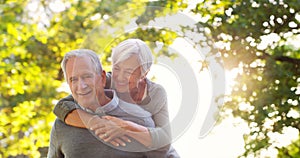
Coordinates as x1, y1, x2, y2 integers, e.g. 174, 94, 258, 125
111, 39, 153, 75
61, 49, 102, 81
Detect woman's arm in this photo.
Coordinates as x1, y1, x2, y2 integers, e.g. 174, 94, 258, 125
65, 109, 94, 128
147, 100, 171, 148
145, 83, 172, 149
93, 116, 152, 147
92, 104, 170, 149
53, 95, 129, 146
93, 83, 171, 149
53, 95, 93, 128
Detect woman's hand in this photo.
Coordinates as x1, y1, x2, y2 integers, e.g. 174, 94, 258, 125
88, 115, 131, 147
102, 116, 128, 127
102, 116, 152, 147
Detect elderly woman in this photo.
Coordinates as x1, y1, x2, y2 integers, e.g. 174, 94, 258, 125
54, 39, 178, 157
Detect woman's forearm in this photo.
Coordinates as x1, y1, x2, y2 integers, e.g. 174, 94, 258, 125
102, 116, 153, 147
65, 109, 94, 128
123, 121, 152, 147
126, 129, 152, 147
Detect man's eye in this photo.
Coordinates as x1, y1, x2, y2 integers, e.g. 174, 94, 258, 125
83, 74, 93, 78
113, 67, 119, 71
70, 78, 78, 82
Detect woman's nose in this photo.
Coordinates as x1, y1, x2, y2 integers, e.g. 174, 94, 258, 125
117, 71, 126, 81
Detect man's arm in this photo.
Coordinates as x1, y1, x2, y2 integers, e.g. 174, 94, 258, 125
47, 119, 64, 158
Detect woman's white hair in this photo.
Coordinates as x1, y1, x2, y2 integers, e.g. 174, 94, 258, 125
111, 39, 153, 76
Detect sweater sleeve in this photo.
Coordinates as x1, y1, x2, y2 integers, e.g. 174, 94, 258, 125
53, 95, 79, 122
146, 84, 172, 150
148, 102, 171, 150
47, 119, 64, 158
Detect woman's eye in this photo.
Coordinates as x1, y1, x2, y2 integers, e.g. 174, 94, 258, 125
125, 71, 132, 76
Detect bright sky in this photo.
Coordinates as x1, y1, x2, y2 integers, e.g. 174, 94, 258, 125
147, 38, 246, 158
148, 34, 300, 158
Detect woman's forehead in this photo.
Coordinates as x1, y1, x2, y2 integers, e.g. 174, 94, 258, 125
114, 55, 140, 69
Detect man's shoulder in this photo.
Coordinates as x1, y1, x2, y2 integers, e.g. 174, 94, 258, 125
52, 118, 84, 131
118, 100, 152, 117
52, 118, 69, 130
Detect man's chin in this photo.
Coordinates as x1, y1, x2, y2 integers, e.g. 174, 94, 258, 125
77, 97, 92, 106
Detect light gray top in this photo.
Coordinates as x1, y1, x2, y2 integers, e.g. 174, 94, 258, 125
78, 90, 155, 128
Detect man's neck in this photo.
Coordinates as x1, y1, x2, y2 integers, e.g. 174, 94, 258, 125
87, 92, 112, 112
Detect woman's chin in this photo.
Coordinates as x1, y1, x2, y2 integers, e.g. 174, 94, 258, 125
115, 86, 128, 93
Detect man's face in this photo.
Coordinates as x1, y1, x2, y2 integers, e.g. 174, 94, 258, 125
65, 56, 104, 108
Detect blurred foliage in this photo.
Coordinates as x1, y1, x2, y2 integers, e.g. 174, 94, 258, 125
277, 134, 300, 158
0, 0, 187, 157
1, 0, 300, 157
192, 0, 300, 157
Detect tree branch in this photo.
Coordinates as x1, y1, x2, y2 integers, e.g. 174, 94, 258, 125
259, 52, 300, 65
274, 56, 300, 65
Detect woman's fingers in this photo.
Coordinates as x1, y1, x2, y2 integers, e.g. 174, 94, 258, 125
120, 135, 131, 143
112, 138, 127, 147
98, 132, 109, 140
103, 125, 127, 142
91, 119, 130, 146
90, 122, 105, 131
94, 127, 106, 136
108, 140, 120, 147
102, 115, 114, 120
102, 129, 121, 142
95, 131, 127, 147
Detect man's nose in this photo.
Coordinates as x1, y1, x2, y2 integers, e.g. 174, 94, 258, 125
78, 78, 88, 89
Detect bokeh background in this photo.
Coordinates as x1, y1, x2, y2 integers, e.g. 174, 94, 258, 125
0, 0, 299, 157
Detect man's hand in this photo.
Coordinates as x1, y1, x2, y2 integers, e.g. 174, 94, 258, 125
88, 115, 131, 147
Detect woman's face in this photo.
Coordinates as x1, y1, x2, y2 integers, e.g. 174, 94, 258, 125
112, 55, 142, 93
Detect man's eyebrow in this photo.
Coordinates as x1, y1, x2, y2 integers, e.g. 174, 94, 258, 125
125, 68, 135, 71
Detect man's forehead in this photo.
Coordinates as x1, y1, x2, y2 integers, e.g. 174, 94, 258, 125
67, 56, 92, 67
66, 57, 96, 75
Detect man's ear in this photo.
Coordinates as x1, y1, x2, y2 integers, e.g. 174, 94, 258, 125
101, 70, 106, 87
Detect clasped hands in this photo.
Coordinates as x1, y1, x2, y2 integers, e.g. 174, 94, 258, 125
87, 115, 131, 147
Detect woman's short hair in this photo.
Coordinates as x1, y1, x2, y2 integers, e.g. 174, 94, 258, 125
111, 39, 154, 75
61, 49, 102, 81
